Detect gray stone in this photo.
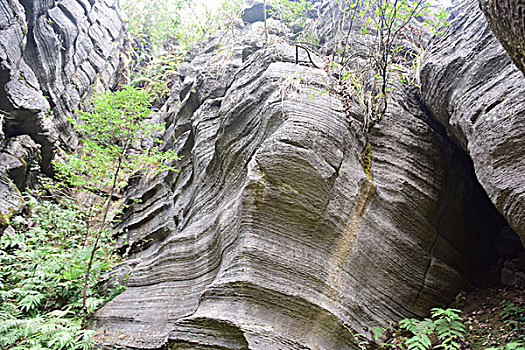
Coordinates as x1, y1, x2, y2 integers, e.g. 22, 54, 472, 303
0, 134, 39, 228
420, 0, 525, 243
0, 135, 40, 190
241, 2, 272, 24
0, 0, 123, 174
93, 5, 512, 348
1, 0, 519, 347
494, 226, 522, 258
0, 176, 23, 228
479, 0, 525, 75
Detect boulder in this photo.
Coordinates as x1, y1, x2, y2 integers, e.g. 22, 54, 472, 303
241, 2, 272, 23
0, 135, 40, 190
0, 176, 23, 228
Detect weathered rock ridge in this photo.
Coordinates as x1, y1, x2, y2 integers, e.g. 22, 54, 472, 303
93, 0, 524, 348
0, 0, 123, 229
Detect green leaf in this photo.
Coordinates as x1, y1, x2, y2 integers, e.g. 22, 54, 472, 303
371, 326, 383, 341
19, 293, 45, 312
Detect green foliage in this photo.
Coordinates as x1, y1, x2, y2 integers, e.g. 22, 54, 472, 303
344, 308, 467, 349
270, 0, 313, 29
486, 343, 525, 350
394, 308, 465, 350
343, 323, 371, 350
53, 84, 179, 323
55, 84, 178, 194
326, 0, 450, 131
0, 83, 179, 347
118, 0, 242, 101
498, 300, 525, 346
118, 0, 184, 54
429, 308, 465, 350
0, 195, 114, 349
0, 79, 180, 347
500, 300, 525, 324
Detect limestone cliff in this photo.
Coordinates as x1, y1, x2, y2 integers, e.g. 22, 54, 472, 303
420, 0, 525, 244
0, 0, 523, 348
0, 0, 123, 229
93, 0, 524, 348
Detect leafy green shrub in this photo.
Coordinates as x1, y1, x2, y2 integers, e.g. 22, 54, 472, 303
0, 196, 113, 349
430, 308, 466, 349
0, 83, 179, 347
394, 308, 466, 350
118, 0, 243, 102
344, 308, 467, 349
496, 300, 525, 347
118, 0, 187, 56
55, 84, 177, 192
270, 0, 313, 29
335, 0, 449, 130
54, 84, 179, 323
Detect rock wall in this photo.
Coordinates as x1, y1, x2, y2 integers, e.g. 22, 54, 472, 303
0, 0, 123, 229
0, 0, 516, 346
420, 0, 525, 244
93, 1, 522, 348
478, 0, 525, 75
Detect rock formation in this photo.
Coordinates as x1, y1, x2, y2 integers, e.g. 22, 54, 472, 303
0, 0, 522, 347
420, 0, 525, 244
0, 0, 123, 230
478, 0, 525, 75
93, 0, 524, 348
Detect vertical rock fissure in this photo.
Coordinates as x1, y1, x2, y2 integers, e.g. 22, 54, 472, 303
414, 233, 439, 306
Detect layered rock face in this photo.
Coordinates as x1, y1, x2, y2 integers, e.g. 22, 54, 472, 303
420, 0, 525, 244
94, 1, 522, 348
0, 0, 123, 229
478, 0, 525, 75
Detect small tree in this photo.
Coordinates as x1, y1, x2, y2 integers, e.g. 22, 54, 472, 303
54, 84, 179, 324
337, 0, 448, 130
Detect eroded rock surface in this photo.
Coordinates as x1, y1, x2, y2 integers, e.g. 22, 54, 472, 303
94, 2, 516, 348
0, 0, 123, 227
0, 0, 122, 171
420, 0, 525, 243
478, 0, 525, 75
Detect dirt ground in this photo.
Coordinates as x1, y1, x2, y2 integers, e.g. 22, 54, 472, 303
459, 285, 525, 349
